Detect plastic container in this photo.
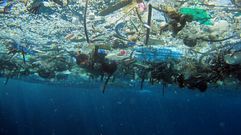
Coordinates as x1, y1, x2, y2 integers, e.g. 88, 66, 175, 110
133, 46, 183, 63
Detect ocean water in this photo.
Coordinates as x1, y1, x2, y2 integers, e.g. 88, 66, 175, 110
1, 79, 241, 135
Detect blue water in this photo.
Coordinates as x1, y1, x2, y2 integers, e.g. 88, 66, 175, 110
0, 79, 241, 135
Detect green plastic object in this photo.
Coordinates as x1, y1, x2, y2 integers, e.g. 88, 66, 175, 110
179, 7, 212, 25
234, 12, 241, 17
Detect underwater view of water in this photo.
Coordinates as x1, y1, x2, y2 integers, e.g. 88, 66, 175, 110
1, 79, 241, 135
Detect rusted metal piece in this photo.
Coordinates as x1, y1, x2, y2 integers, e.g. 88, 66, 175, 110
98, 0, 132, 16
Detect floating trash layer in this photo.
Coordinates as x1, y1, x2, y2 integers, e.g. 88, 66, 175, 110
0, 0, 241, 92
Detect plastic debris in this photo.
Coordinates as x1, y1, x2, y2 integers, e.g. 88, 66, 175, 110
133, 46, 183, 63
179, 7, 212, 25
0, 0, 7, 7
0, 0, 240, 91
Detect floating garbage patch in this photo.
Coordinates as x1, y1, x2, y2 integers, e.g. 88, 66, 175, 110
0, 0, 241, 92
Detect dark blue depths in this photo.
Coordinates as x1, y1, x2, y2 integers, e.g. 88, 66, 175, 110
0, 79, 241, 135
